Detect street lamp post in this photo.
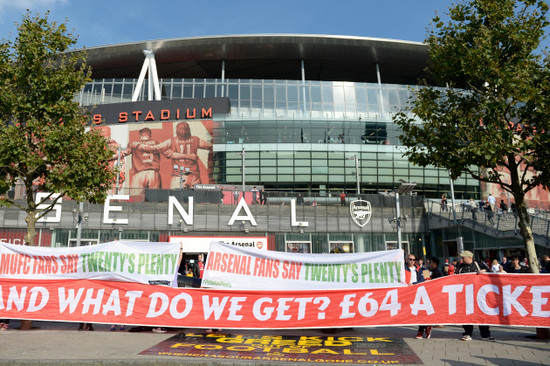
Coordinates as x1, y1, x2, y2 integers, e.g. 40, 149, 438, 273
241, 147, 246, 193
388, 181, 416, 251
449, 173, 464, 254
72, 202, 84, 247
347, 155, 360, 196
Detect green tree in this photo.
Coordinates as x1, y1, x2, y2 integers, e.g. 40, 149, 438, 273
393, 0, 550, 273
0, 11, 116, 247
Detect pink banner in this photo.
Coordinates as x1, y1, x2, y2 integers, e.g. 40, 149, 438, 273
0, 274, 548, 329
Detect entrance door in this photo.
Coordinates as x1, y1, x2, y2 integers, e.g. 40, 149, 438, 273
443, 240, 459, 259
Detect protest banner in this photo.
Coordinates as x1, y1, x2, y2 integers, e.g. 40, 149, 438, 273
202, 241, 405, 290
0, 241, 180, 286
1, 274, 547, 328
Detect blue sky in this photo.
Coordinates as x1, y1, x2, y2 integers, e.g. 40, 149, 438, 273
0, 0, 461, 48
0, 0, 548, 50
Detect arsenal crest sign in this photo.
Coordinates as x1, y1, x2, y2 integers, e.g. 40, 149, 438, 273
350, 200, 372, 227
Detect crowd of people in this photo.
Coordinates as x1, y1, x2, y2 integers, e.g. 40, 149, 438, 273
444, 193, 519, 226
406, 251, 550, 341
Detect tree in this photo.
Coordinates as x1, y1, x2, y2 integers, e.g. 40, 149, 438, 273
393, 0, 550, 273
0, 13, 116, 245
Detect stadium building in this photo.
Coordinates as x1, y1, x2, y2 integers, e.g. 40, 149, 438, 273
1, 35, 549, 261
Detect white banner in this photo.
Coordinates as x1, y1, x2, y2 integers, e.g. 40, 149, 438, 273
202, 241, 406, 290
0, 241, 180, 286
169, 236, 268, 253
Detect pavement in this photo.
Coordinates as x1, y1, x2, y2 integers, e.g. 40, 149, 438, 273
0, 320, 549, 366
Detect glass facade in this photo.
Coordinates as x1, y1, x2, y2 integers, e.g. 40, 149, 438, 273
79, 78, 480, 198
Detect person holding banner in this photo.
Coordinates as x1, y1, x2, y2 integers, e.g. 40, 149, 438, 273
456, 250, 494, 342
416, 257, 443, 339
404, 254, 424, 285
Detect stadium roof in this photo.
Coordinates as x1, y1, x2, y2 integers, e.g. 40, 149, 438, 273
83, 34, 430, 85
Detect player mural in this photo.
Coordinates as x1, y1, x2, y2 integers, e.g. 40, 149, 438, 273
90, 120, 214, 201
91, 125, 127, 195
128, 121, 212, 190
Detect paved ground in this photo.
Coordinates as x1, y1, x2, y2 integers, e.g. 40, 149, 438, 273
0, 320, 548, 365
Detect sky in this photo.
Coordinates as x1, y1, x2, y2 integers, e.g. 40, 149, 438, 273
0, 0, 548, 50
0, 0, 463, 49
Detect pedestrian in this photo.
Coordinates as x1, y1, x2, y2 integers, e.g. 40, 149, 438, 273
233, 187, 239, 205
251, 186, 258, 204
506, 257, 530, 273
441, 194, 448, 212
443, 259, 455, 275
483, 202, 495, 226
499, 200, 508, 213
469, 198, 478, 221
340, 191, 346, 206
417, 258, 426, 272
416, 257, 443, 339
487, 193, 496, 212
500, 256, 510, 272
511, 202, 518, 226
491, 259, 504, 273
456, 250, 494, 341
297, 193, 304, 206
404, 253, 424, 285
259, 188, 267, 205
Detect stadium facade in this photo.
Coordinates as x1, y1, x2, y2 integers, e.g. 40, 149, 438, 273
2, 34, 548, 261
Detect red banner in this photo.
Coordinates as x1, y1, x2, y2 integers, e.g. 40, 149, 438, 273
1, 274, 548, 328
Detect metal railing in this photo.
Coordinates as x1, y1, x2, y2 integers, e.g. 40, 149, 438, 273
425, 199, 550, 246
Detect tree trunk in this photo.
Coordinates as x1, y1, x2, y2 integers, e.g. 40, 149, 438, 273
21, 210, 39, 330
24, 210, 38, 246
515, 199, 540, 274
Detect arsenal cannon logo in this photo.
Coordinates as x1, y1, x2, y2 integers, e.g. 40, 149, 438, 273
350, 200, 372, 227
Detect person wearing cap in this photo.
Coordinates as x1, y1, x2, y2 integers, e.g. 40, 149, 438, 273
456, 250, 494, 342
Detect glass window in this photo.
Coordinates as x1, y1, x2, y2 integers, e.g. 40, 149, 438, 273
172, 84, 182, 99
183, 83, 193, 98
312, 166, 328, 174
276, 86, 286, 109
295, 159, 312, 167
278, 167, 293, 174
205, 83, 215, 98
295, 151, 310, 159
240, 83, 250, 100
263, 84, 274, 109
227, 84, 239, 100
195, 83, 204, 98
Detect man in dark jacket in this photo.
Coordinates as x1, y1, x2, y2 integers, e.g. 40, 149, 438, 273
456, 250, 494, 341
506, 256, 530, 274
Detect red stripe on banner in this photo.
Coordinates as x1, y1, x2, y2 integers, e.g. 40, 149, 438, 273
0, 274, 548, 329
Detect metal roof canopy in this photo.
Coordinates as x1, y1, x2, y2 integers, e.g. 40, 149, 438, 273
81, 34, 430, 84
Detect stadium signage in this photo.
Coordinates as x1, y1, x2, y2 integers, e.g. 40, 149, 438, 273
89, 98, 230, 125
36, 194, 309, 227
350, 200, 372, 227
